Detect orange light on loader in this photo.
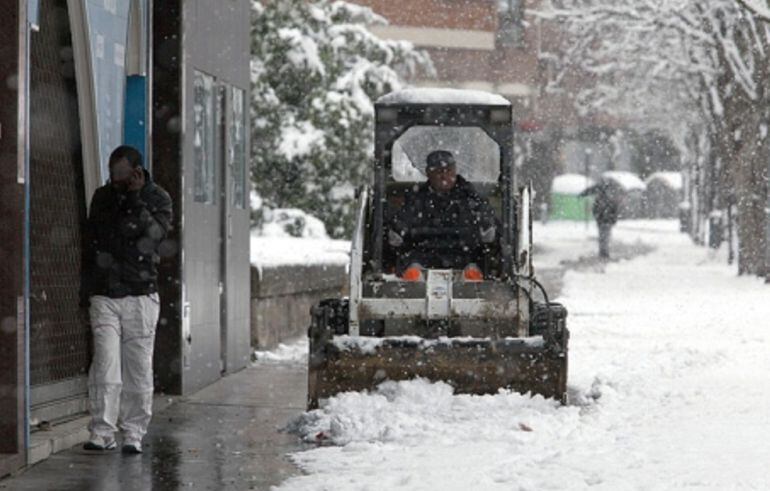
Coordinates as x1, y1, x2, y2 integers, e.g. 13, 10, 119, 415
463, 264, 484, 282
401, 264, 424, 282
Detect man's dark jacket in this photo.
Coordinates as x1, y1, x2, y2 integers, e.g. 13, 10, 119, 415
389, 175, 497, 266
81, 170, 173, 301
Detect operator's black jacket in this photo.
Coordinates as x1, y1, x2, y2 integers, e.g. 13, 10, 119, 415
81, 169, 173, 301
390, 175, 498, 261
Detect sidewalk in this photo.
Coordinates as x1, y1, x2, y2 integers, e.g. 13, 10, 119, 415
0, 364, 307, 491
1, 222, 650, 491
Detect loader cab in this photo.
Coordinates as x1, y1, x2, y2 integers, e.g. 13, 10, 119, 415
368, 89, 517, 280
384, 127, 503, 276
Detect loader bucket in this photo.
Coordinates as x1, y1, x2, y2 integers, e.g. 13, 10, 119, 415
307, 335, 568, 409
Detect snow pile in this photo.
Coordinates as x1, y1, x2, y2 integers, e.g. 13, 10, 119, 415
287, 378, 567, 445
253, 337, 308, 365
551, 173, 594, 195
276, 220, 770, 490
251, 208, 350, 268
377, 87, 510, 106
646, 171, 683, 190
602, 170, 646, 191
250, 233, 349, 268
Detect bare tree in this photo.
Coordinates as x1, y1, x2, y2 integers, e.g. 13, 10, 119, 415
537, 0, 769, 275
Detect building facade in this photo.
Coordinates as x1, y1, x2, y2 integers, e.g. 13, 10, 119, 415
0, 0, 251, 476
352, 0, 633, 201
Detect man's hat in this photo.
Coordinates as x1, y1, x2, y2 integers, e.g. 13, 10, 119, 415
425, 150, 456, 170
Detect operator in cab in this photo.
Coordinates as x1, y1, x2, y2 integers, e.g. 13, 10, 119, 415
388, 150, 498, 274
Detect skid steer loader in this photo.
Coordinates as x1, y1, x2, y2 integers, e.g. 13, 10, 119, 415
307, 88, 568, 409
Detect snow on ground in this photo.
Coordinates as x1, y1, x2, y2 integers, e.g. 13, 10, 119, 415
275, 219, 770, 490
253, 337, 308, 365
533, 219, 654, 270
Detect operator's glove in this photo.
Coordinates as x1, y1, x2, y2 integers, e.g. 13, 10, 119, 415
388, 230, 404, 247
480, 226, 496, 243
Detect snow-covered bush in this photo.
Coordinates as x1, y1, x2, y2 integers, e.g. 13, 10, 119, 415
250, 0, 433, 238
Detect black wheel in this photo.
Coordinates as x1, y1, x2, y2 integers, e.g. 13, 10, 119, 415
531, 302, 568, 352
308, 298, 349, 410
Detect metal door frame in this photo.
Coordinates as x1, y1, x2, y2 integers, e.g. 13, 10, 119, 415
216, 82, 231, 373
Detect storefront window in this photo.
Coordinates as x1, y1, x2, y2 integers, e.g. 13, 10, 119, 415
193, 70, 216, 204
229, 87, 247, 209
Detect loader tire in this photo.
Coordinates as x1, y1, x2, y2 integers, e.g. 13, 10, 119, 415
308, 298, 349, 409
531, 301, 568, 350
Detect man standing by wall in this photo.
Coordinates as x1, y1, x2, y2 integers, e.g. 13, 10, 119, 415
80, 145, 172, 454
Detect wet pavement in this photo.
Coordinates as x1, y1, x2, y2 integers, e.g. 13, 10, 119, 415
1, 237, 653, 491
1, 364, 307, 491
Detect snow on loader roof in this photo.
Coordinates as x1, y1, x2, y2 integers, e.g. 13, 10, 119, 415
377, 87, 510, 106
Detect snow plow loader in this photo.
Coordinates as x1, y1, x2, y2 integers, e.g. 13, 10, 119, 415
307, 88, 569, 409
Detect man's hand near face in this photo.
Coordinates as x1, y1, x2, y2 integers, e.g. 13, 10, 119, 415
128, 167, 145, 192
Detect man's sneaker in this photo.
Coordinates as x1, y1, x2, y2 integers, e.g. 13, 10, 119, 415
83, 436, 117, 451
121, 439, 142, 454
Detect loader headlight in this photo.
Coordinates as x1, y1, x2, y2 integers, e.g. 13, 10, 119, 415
463, 264, 484, 282
400, 263, 424, 282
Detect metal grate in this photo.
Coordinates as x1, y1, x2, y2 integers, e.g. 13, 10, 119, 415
28, 2, 90, 387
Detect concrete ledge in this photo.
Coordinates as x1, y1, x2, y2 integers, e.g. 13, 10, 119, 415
251, 264, 346, 349
252, 263, 346, 297
28, 416, 90, 465
27, 395, 179, 465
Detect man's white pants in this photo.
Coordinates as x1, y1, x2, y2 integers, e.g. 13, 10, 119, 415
88, 293, 160, 442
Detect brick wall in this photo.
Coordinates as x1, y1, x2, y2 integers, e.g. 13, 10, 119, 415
350, 0, 585, 128
354, 0, 496, 31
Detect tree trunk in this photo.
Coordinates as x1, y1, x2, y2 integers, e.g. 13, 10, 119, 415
733, 116, 768, 276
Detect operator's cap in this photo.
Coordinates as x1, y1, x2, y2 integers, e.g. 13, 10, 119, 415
425, 150, 456, 170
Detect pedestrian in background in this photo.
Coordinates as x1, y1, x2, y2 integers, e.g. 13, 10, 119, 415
580, 179, 621, 260
80, 145, 172, 454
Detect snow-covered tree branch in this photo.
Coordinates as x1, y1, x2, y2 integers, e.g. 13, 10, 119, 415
250, 0, 433, 238
537, 0, 769, 275
736, 0, 770, 21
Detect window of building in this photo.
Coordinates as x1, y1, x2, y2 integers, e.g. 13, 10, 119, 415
497, 0, 525, 48
229, 86, 247, 209
193, 70, 216, 204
